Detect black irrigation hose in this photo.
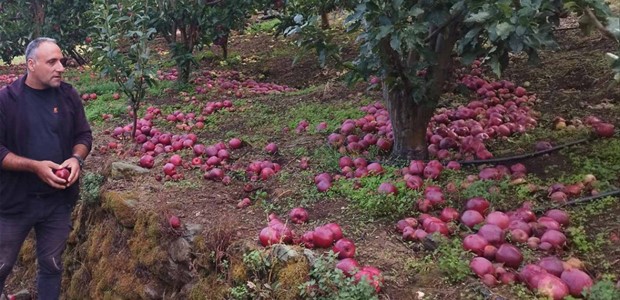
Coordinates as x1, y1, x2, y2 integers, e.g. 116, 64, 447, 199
380, 136, 595, 167
558, 189, 620, 207
533, 189, 620, 213
456, 137, 592, 166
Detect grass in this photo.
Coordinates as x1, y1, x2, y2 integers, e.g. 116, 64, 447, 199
457, 175, 544, 211
330, 168, 422, 218
247, 18, 282, 35
284, 100, 370, 133
434, 236, 474, 283
565, 138, 620, 186
84, 96, 130, 124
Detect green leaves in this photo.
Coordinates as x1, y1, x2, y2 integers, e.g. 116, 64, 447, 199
492, 22, 515, 40
375, 25, 393, 40
300, 252, 378, 300
606, 17, 620, 38
465, 11, 491, 24
88, 0, 157, 135
0, 1, 93, 64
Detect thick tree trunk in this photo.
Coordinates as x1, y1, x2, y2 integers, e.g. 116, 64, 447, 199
31, 0, 45, 37
384, 86, 435, 160
221, 40, 228, 60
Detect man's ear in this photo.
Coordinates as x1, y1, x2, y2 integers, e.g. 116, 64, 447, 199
27, 59, 35, 72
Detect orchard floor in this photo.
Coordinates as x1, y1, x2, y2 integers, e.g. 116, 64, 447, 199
2, 16, 620, 300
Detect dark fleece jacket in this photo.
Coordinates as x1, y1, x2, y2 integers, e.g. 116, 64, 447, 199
0, 75, 92, 215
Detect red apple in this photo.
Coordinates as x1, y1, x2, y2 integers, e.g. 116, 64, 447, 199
237, 198, 251, 209
139, 154, 155, 169
169, 215, 181, 228
313, 226, 335, 248
191, 157, 202, 166
169, 154, 182, 166
265, 142, 278, 154
163, 163, 176, 176
324, 223, 344, 241
55, 168, 70, 181
301, 231, 315, 248
288, 207, 309, 224
333, 238, 356, 259
336, 258, 360, 277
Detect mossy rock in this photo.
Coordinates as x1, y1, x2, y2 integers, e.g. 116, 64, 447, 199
101, 190, 139, 228
227, 240, 264, 282
106, 161, 150, 180
191, 235, 215, 272
274, 258, 310, 300
128, 212, 167, 269
67, 265, 91, 298
229, 256, 249, 284
18, 237, 36, 265
188, 276, 230, 300
14, 237, 37, 282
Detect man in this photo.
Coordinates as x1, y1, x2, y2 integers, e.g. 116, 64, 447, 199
0, 37, 92, 299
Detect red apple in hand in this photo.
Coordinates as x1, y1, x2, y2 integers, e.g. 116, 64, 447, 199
333, 238, 356, 259
55, 168, 70, 181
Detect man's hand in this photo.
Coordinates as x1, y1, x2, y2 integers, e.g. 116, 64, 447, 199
60, 156, 81, 187
33, 160, 68, 189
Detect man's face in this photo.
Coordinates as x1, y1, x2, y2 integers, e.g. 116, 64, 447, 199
27, 42, 65, 89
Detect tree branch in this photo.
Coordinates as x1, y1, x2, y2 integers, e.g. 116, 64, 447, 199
379, 38, 414, 95
428, 20, 462, 101
584, 8, 618, 42
424, 9, 465, 44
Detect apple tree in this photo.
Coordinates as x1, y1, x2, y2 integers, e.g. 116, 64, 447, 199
0, 1, 31, 64
281, 0, 615, 159
88, 0, 158, 139
41, 0, 94, 65
151, 0, 264, 83
282, 0, 357, 29
0, 0, 93, 65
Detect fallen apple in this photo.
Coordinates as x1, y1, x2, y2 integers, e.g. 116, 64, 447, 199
169, 215, 181, 229
333, 238, 356, 259
288, 207, 309, 224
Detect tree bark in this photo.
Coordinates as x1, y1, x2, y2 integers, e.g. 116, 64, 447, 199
382, 20, 461, 160
67, 48, 87, 66
220, 36, 228, 60
31, 0, 45, 38
384, 86, 435, 160
320, 12, 330, 29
